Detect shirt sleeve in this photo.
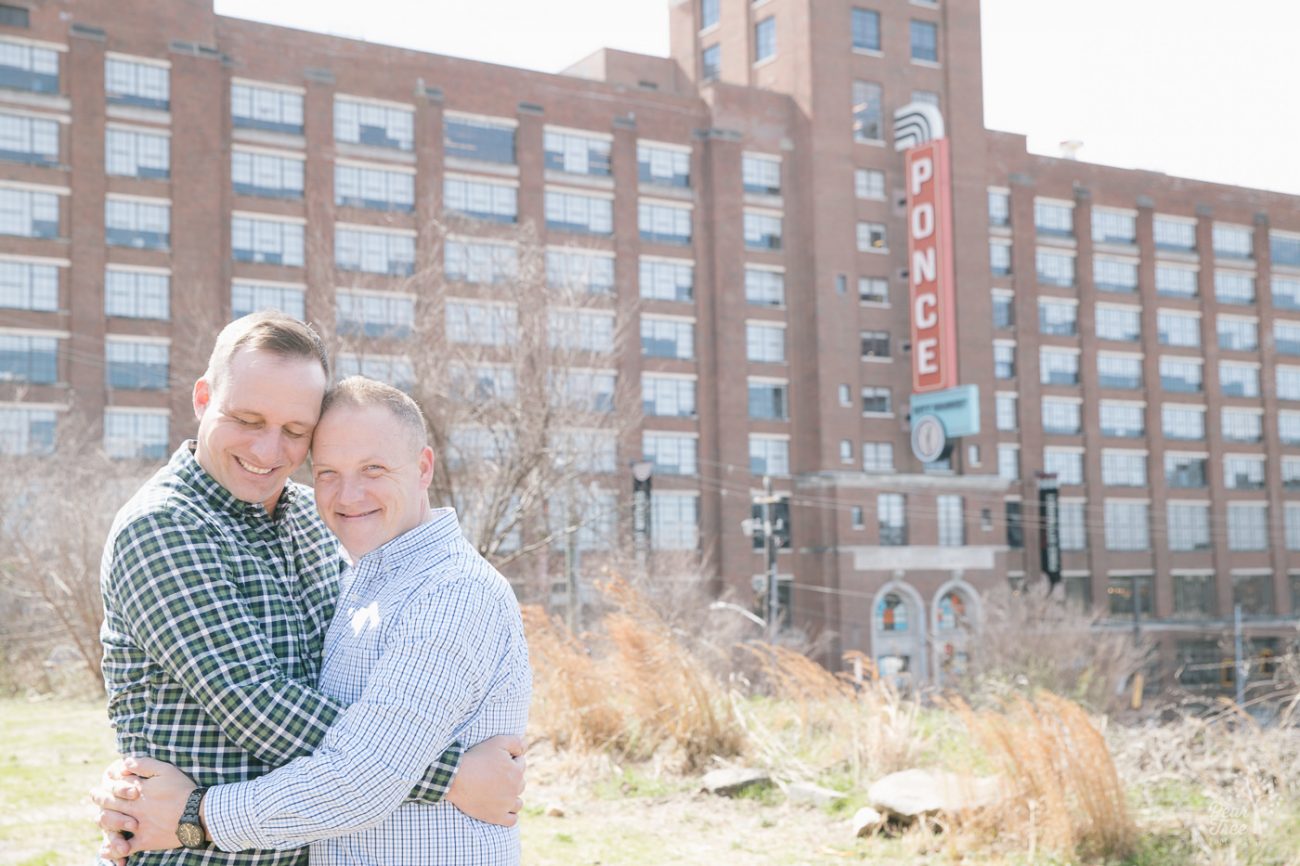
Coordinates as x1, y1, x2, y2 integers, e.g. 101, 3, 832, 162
106, 512, 462, 800
203, 587, 499, 851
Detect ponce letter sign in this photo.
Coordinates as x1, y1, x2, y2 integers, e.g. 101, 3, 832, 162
905, 138, 957, 393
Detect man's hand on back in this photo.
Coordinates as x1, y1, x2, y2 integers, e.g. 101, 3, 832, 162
446, 735, 526, 826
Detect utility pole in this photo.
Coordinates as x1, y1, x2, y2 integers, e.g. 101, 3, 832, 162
565, 496, 581, 633
1233, 603, 1245, 706
755, 475, 783, 642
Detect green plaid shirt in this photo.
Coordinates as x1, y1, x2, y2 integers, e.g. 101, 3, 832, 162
100, 444, 461, 866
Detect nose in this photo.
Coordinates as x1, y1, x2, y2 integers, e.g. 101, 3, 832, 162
337, 473, 366, 507
248, 429, 280, 465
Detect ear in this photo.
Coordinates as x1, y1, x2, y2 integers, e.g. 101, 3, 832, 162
417, 445, 435, 490
193, 377, 212, 421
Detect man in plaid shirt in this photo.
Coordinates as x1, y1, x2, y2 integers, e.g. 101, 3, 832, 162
96, 313, 524, 865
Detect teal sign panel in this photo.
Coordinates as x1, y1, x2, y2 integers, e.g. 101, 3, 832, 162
910, 384, 980, 438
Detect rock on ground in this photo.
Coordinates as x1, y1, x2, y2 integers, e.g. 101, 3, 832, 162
867, 768, 1004, 821
700, 767, 771, 797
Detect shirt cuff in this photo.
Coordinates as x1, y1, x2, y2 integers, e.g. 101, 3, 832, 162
204, 781, 265, 852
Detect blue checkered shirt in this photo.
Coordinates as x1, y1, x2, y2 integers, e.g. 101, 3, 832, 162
204, 508, 531, 865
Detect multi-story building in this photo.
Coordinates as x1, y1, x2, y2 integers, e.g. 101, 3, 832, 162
0, 0, 1294, 689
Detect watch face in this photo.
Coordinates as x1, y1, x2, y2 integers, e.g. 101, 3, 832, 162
177, 822, 203, 849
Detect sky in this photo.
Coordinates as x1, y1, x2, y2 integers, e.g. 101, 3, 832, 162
212, 0, 1300, 195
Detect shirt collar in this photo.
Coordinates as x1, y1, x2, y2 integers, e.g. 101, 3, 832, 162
171, 441, 298, 523
354, 507, 461, 574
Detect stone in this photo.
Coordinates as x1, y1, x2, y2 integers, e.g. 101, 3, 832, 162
544, 802, 566, 818
852, 806, 885, 837
868, 769, 1004, 821
700, 767, 771, 797
785, 781, 847, 807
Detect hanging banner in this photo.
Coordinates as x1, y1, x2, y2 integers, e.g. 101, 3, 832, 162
904, 138, 958, 393
1038, 473, 1061, 586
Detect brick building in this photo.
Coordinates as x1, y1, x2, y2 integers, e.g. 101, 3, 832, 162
0, 0, 1295, 688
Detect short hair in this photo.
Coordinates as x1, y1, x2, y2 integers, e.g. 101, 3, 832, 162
205, 311, 330, 392
320, 376, 429, 450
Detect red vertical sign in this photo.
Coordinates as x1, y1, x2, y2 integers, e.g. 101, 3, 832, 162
906, 139, 957, 393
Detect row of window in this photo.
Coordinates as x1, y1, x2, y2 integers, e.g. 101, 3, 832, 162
1000, 445, 1287, 492
1055, 573, 1298, 624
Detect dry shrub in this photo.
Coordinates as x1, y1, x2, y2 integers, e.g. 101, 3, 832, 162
520, 604, 622, 751
953, 691, 1135, 862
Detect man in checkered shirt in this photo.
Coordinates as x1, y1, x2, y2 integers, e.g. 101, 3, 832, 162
96, 314, 525, 865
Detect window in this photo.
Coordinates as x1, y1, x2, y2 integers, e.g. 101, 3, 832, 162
746, 268, 785, 306
863, 441, 893, 472
0, 259, 56, 311
0, 112, 57, 166
232, 215, 303, 266
1270, 230, 1300, 267
543, 128, 611, 177
446, 299, 518, 346
749, 435, 789, 475
0, 4, 27, 27
1043, 449, 1083, 485
701, 0, 720, 29
754, 17, 776, 62
1099, 402, 1143, 438
851, 505, 864, 528
1097, 353, 1142, 390
1159, 357, 1202, 393
231, 149, 302, 199
1036, 249, 1075, 287
1104, 501, 1149, 551
1102, 450, 1146, 487
642, 316, 694, 359
1038, 299, 1077, 335
1107, 575, 1153, 617
335, 163, 414, 212
105, 57, 168, 110
1279, 365, 1300, 400
748, 322, 786, 362
988, 189, 1010, 227
652, 492, 698, 550
105, 197, 167, 249
856, 169, 885, 200
231, 81, 304, 135
1154, 215, 1196, 251
1039, 348, 1079, 385
996, 392, 1018, 431
642, 375, 695, 417
444, 239, 517, 285
997, 445, 1019, 481
1006, 501, 1024, 548
851, 80, 883, 143
1274, 321, 1300, 356
1280, 413, 1300, 447
0, 38, 58, 94
744, 211, 782, 251
1095, 305, 1140, 341
1162, 405, 1205, 440
1233, 573, 1274, 617
335, 353, 415, 391
105, 338, 168, 390
993, 293, 1014, 329
334, 225, 414, 275
937, 495, 963, 546
0, 332, 56, 383
104, 127, 170, 182
1212, 222, 1252, 259
742, 154, 781, 196
749, 379, 788, 420
0, 404, 55, 456
1155, 264, 1198, 298
1059, 501, 1086, 551
856, 221, 886, 252
1093, 257, 1138, 293
1164, 454, 1207, 488
1034, 199, 1073, 237
103, 409, 168, 460
1274, 276, 1300, 311
1290, 507, 1300, 549
1224, 455, 1266, 490
637, 141, 691, 188
231, 281, 304, 320
1041, 398, 1079, 434
1227, 505, 1269, 551
1092, 209, 1136, 245
548, 190, 614, 236
1221, 407, 1263, 445
1217, 318, 1258, 353
105, 268, 168, 320
1157, 310, 1200, 347
701, 44, 721, 82
0, 186, 56, 239
990, 241, 1012, 276
852, 8, 881, 51
547, 488, 616, 551
840, 439, 854, 463
1172, 574, 1215, 618
860, 329, 889, 360
549, 430, 616, 476
549, 308, 615, 353
644, 432, 698, 476
336, 289, 414, 339
637, 200, 691, 244
1167, 504, 1211, 552
909, 20, 938, 62
878, 493, 906, 545
993, 343, 1015, 379
444, 114, 515, 164
445, 175, 517, 223
449, 363, 516, 403
861, 385, 890, 415
548, 249, 615, 295
335, 96, 413, 151
1219, 362, 1260, 398
1215, 270, 1255, 305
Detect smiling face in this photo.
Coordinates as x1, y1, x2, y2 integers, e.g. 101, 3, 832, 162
192, 348, 328, 514
310, 403, 435, 559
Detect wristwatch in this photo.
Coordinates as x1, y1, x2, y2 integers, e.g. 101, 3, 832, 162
177, 787, 208, 849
